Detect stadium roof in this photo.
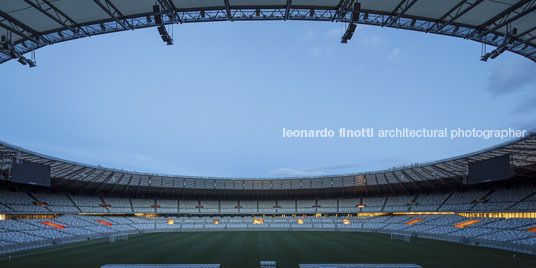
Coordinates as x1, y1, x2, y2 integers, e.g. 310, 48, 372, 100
1, 0, 535, 65
1, 131, 535, 195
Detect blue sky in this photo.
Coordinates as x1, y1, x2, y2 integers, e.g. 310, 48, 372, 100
0, 21, 535, 178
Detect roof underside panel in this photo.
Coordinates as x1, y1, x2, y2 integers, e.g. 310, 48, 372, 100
292, 0, 339, 7
456, 0, 515, 26
51, 0, 111, 25
405, 0, 462, 19
173, 0, 225, 9
2, 1, 61, 33
111, 0, 156, 16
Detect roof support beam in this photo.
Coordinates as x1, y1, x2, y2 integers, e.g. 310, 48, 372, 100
2, 6, 536, 64
470, 0, 531, 38
93, 0, 132, 30
431, 164, 461, 178
385, 177, 395, 194
223, 0, 232, 21
24, 0, 75, 35
68, 170, 105, 190
514, 26, 536, 45
373, 174, 381, 194
412, 168, 440, 188
24, 0, 90, 36
81, 171, 112, 192
481, 1, 536, 36
428, 0, 484, 32
364, 176, 369, 195
285, 0, 292, 20
158, 0, 182, 24
92, 172, 120, 193
0, 10, 48, 44
54, 168, 95, 187
58, 167, 89, 180
333, 0, 354, 21
54, 165, 83, 178
385, 0, 418, 27
398, 170, 424, 191
42, 0, 88, 34
391, 172, 409, 193
401, 169, 429, 190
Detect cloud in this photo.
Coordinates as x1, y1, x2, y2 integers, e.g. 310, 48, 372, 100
514, 118, 536, 132
270, 168, 324, 177
485, 57, 536, 115
271, 162, 361, 176
357, 26, 383, 46
388, 48, 401, 61
301, 29, 314, 42
17, 141, 155, 172
381, 157, 414, 169
512, 94, 536, 113
310, 47, 322, 57
323, 28, 341, 39
486, 58, 536, 96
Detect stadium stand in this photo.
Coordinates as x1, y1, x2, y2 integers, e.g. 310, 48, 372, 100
0, 135, 535, 255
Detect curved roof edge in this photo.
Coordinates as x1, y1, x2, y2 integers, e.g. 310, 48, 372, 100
1, 1, 535, 65
0, 129, 535, 189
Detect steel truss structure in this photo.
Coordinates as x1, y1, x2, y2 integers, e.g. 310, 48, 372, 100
1, 0, 536, 65
0, 131, 535, 198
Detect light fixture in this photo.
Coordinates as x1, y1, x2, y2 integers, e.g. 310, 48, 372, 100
480, 52, 490, 62
341, 23, 357, 43
490, 50, 499, 59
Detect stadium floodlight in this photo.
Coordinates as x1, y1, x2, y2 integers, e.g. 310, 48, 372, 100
153, 5, 173, 45
27, 58, 37, 68
157, 25, 173, 45
481, 28, 516, 62
490, 50, 499, 59
480, 52, 491, 62
2, 35, 36, 68
340, 2, 360, 43
341, 23, 357, 43
17, 58, 27, 65
16, 55, 36, 67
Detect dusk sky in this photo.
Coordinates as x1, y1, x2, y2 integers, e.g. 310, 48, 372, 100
1, 21, 535, 178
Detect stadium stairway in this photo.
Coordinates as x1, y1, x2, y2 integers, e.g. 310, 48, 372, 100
508, 191, 536, 210
436, 192, 453, 211
67, 195, 83, 212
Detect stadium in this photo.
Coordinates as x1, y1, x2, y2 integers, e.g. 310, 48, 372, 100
1, 1, 536, 268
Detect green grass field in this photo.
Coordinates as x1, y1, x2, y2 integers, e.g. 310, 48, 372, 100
1, 232, 535, 268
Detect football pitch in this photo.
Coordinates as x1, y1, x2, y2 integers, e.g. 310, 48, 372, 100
1, 231, 535, 268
